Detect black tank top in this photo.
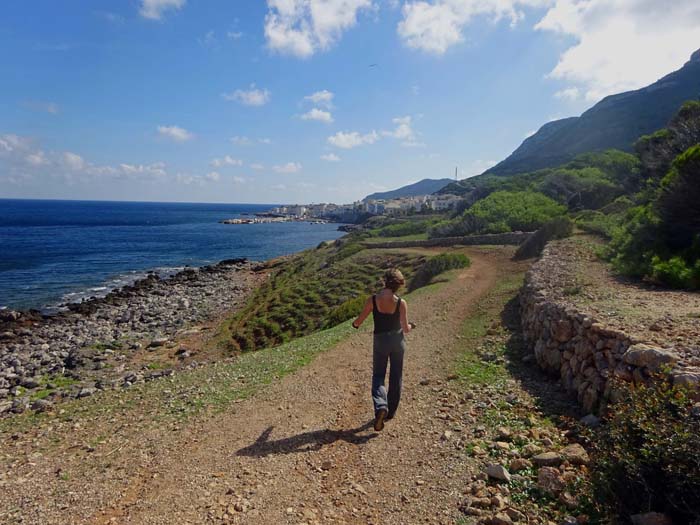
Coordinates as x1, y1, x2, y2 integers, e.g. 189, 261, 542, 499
373, 294, 401, 334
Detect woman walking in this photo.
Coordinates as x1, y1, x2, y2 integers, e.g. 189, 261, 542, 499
352, 268, 413, 431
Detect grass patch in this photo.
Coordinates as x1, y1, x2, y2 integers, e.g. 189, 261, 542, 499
453, 273, 523, 386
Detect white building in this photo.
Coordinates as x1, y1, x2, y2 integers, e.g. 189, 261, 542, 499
428, 194, 462, 211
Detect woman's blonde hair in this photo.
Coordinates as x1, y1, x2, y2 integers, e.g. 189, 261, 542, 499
382, 268, 405, 292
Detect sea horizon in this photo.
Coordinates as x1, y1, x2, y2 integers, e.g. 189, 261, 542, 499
0, 199, 345, 312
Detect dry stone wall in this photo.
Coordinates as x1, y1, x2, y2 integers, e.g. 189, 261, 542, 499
520, 242, 700, 413
364, 232, 531, 249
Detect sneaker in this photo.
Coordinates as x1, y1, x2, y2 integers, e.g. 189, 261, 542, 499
374, 409, 388, 431
386, 411, 395, 421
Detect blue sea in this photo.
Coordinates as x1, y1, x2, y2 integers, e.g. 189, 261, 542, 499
0, 199, 345, 311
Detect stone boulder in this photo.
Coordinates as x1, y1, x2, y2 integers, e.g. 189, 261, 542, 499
622, 344, 678, 371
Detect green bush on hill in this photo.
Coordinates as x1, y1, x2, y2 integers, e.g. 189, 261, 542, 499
591, 379, 700, 523
536, 167, 624, 210
607, 142, 700, 289
635, 101, 700, 184
214, 240, 428, 353
371, 218, 437, 238
408, 253, 470, 291
429, 191, 566, 238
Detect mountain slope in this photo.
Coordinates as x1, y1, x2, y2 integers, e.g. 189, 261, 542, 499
364, 178, 453, 201
485, 49, 700, 177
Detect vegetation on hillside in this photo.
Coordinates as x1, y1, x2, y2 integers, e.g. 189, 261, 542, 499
606, 102, 700, 289
408, 252, 470, 291
591, 378, 700, 523
213, 237, 427, 353
429, 190, 566, 238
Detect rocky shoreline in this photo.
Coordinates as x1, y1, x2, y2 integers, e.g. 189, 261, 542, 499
0, 258, 265, 416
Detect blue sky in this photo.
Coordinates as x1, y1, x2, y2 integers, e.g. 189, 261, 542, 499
1, 0, 698, 204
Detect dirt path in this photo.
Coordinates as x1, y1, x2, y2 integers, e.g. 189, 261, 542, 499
2, 247, 527, 525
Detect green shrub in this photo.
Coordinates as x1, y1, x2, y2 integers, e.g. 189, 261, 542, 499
607, 142, 700, 288
575, 210, 625, 239
536, 167, 624, 210
409, 253, 470, 291
429, 191, 565, 238
591, 378, 700, 523
608, 205, 664, 278
324, 295, 366, 328
650, 256, 700, 289
657, 144, 700, 251
375, 219, 435, 238
513, 216, 573, 260
466, 191, 566, 233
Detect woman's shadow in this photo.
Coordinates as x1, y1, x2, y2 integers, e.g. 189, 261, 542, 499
236, 421, 377, 458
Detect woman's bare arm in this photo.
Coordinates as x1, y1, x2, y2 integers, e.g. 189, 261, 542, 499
399, 299, 412, 333
352, 297, 373, 328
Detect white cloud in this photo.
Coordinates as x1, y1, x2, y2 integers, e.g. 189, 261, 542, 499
25, 151, 48, 166
381, 115, 426, 147
233, 175, 246, 184
140, 0, 186, 20
157, 125, 194, 142
382, 115, 415, 140
301, 108, 334, 123
223, 84, 271, 106
250, 163, 265, 170
227, 31, 243, 40
264, 0, 373, 58
321, 153, 341, 161
303, 89, 334, 108
554, 86, 580, 101
271, 183, 287, 190
0, 134, 31, 155
272, 161, 303, 173
536, 0, 700, 101
398, 0, 549, 54
328, 130, 379, 149
259, 137, 272, 144
210, 155, 243, 168
63, 152, 86, 171
205, 171, 221, 181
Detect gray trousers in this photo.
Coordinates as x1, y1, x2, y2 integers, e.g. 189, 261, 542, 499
372, 330, 406, 416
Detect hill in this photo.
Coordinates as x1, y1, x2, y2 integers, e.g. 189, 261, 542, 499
484, 48, 700, 177
364, 178, 453, 201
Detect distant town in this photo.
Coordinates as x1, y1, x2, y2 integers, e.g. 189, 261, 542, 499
265, 193, 463, 223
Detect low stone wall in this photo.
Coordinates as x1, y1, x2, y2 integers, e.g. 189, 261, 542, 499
520, 242, 699, 413
363, 231, 531, 249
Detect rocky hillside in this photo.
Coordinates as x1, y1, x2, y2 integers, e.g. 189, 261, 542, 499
485, 49, 700, 177
364, 177, 453, 201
